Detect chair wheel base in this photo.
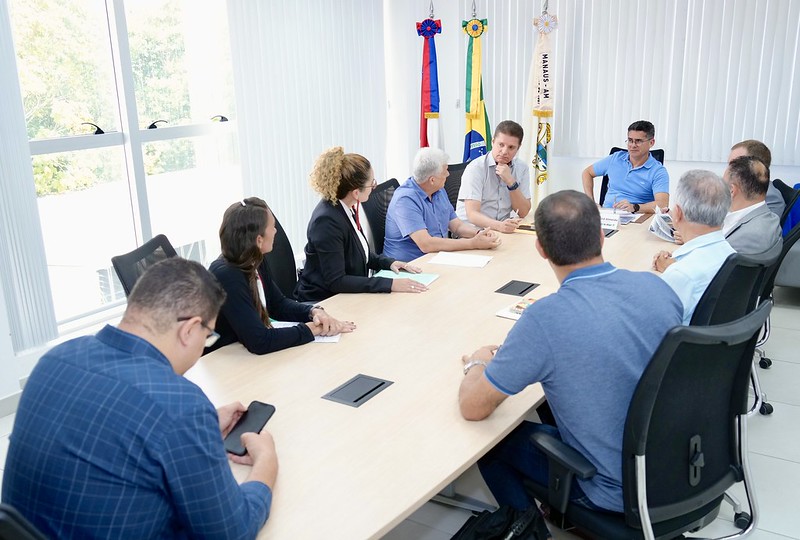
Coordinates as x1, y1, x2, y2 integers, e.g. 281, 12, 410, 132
759, 402, 774, 415
734, 511, 751, 529
759, 357, 772, 369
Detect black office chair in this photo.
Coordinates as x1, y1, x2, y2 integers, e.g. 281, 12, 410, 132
754, 221, 800, 371
690, 251, 779, 416
444, 162, 469, 211
598, 148, 665, 206
0, 504, 47, 540
689, 252, 777, 327
772, 179, 800, 228
111, 234, 178, 296
525, 301, 771, 540
361, 178, 399, 255
263, 212, 298, 299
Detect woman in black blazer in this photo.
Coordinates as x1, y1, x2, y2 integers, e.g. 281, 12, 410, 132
294, 147, 423, 303
207, 197, 355, 355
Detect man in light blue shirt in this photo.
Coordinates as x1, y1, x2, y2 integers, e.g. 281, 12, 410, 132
653, 170, 735, 324
456, 120, 532, 233
582, 120, 669, 214
383, 147, 501, 261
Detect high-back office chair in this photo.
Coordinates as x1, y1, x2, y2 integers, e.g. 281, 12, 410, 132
598, 148, 665, 207
360, 178, 399, 255
444, 162, 469, 211
689, 252, 777, 326
690, 251, 779, 416
772, 179, 800, 229
754, 222, 800, 371
263, 212, 298, 299
524, 302, 771, 540
111, 234, 178, 296
0, 504, 47, 540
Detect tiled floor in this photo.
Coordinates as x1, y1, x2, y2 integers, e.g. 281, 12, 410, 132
1, 289, 798, 539
381, 286, 800, 540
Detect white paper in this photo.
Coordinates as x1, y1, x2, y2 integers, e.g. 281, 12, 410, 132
600, 207, 636, 225
428, 252, 493, 268
270, 320, 341, 343
648, 206, 676, 243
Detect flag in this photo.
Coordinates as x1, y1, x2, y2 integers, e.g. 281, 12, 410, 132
524, 10, 557, 208
462, 17, 491, 162
417, 18, 442, 148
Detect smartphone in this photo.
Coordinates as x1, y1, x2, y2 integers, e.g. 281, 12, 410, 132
224, 401, 276, 456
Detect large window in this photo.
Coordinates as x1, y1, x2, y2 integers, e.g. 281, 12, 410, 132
7, 0, 242, 338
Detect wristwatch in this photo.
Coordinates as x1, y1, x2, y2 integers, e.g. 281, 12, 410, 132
309, 305, 324, 321
632, 203, 640, 212
507, 181, 520, 191
463, 359, 488, 375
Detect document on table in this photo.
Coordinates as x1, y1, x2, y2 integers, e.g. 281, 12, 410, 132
373, 270, 439, 286
428, 252, 493, 268
599, 207, 637, 225
270, 320, 341, 342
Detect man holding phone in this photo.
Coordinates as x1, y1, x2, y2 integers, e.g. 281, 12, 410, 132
2, 258, 278, 538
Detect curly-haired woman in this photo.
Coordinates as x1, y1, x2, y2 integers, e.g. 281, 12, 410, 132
294, 147, 423, 303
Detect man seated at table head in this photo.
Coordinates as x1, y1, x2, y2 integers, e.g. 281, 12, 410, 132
2, 258, 278, 538
723, 155, 782, 257
455, 120, 532, 233
652, 170, 735, 324
458, 190, 682, 513
383, 147, 502, 261
729, 139, 784, 217
581, 120, 669, 214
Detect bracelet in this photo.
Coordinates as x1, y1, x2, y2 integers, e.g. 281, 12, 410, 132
507, 181, 520, 191
463, 359, 488, 375
309, 305, 324, 321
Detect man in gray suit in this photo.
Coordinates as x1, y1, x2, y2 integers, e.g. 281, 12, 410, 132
728, 140, 784, 218
722, 155, 782, 257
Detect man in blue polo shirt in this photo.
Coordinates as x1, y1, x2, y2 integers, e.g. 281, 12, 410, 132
582, 120, 670, 214
458, 190, 682, 513
383, 147, 501, 261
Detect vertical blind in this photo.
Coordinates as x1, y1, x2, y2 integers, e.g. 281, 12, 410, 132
0, 1, 58, 352
551, 0, 799, 163
227, 0, 388, 253
469, 0, 799, 164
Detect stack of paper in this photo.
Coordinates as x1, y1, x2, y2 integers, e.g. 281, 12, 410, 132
495, 298, 537, 321
271, 320, 341, 343
373, 270, 439, 285
428, 252, 493, 268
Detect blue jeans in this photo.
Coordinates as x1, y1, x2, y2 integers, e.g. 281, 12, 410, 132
478, 421, 604, 512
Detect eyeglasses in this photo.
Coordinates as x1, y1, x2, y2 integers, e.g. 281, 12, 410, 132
362, 179, 378, 191
626, 137, 653, 147
177, 316, 220, 348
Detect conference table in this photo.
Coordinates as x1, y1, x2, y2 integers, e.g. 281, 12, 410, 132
185, 215, 667, 539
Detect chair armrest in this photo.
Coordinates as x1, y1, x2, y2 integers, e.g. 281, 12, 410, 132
531, 432, 598, 480
530, 431, 598, 513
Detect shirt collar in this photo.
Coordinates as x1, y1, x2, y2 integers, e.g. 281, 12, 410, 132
672, 229, 726, 258
626, 152, 657, 170
562, 261, 618, 286
722, 201, 765, 235
96, 324, 172, 367
407, 176, 440, 201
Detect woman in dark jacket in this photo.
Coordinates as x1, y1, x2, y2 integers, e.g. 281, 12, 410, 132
294, 147, 422, 303
207, 197, 354, 355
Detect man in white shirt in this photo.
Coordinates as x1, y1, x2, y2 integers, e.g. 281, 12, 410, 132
722, 155, 782, 257
652, 170, 735, 324
456, 120, 532, 233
